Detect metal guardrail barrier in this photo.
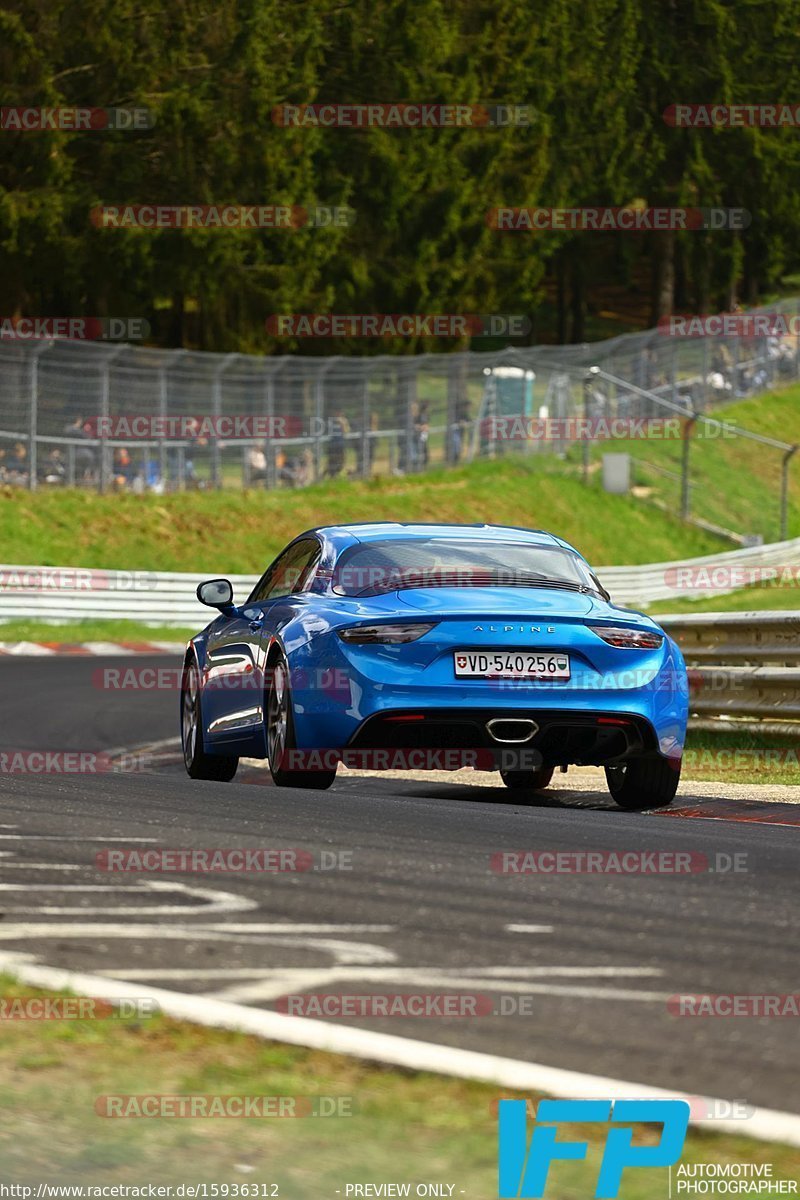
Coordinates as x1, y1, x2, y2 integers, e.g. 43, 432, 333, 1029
659, 611, 800, 734
598, 537, 800, 606
0, 539, 798, 624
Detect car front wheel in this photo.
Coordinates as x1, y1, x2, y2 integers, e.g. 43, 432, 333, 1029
181, 656, 239, 781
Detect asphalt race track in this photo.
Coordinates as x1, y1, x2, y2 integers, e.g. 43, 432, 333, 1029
1, 655, 798, 1115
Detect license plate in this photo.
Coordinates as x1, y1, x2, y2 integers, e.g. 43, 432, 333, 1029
454, 651, 570, 679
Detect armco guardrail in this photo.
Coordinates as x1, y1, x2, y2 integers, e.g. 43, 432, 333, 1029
598, 536, 800, 606
0, 536, 798, 624
659, 611, 800, 734
0, 567, 257, 626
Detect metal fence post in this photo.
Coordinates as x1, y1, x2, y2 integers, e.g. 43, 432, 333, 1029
99, 363, 108, 492
212, 354, 238, 489
315, 362, 333, 480
582, 366, 599, 483
167, 350, 189, 491
681, 414, 698, 521
27, 342, 50, 491
158, 365, 168, 487
265, 357, 288, 490
780, 445, 799, 541
361, 375, 370, 478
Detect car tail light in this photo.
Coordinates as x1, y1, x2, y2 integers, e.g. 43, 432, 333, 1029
589, 625, 663, 649
338, 622, 437, 644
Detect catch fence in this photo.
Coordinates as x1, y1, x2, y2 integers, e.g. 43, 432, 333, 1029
1, 299, 799, 542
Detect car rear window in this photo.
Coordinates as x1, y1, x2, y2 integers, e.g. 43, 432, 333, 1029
332, 538, 598, 596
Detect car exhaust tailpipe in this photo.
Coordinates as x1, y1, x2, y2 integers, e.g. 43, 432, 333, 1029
486, 718, 539, 744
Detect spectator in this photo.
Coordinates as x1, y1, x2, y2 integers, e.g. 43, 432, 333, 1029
414, 400, 430, 469
63, 415, 96, 482
6, 442, 29, 485
326, 410, 349, 477
246, 444, 268, 486
112, 447, 136, 490
40, 447, 66, 485
273, 447, 296, 487
450, 395, 471, 462
292, 448, 314, 487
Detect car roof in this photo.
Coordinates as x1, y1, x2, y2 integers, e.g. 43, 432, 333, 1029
308, 522, 576, 552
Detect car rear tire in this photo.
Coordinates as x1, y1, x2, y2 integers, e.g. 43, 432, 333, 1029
267, 653, 336, 790
500, 766, 554, 791
605, 754, 680, 810
181, 655, 239, 782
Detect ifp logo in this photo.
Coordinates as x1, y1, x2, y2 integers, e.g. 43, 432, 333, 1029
498, 1098, 689, 1198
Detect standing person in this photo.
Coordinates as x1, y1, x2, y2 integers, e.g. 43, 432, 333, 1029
64, 415, 96, 483
415, 399, 430, 469
451, 395, 471, 462
111, 447, 136, 490
246, 443, 268, 486
326, 410, 349, 477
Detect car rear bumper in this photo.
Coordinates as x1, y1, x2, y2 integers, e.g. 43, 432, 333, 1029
346, 707, 658, 768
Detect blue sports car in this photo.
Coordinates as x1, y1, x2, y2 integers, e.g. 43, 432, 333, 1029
181, 523, 688, 808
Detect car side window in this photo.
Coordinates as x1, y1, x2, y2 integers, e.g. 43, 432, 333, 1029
250, 539, 321, 603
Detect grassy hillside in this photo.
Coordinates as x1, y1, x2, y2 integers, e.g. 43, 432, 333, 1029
0, 457, 722, 574
587, 382, 800, 544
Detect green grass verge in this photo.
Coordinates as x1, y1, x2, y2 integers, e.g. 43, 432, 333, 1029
682, 730, 800, 785
649, 581, 800, 615
0, 978, 796, 1193
0, 618, 192, 643
0, 456, 723, 575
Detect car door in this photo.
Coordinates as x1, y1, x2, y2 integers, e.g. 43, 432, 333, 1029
203, 539, 321, 754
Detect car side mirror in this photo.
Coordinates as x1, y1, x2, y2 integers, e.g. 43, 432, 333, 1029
197, 578, 234, 609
